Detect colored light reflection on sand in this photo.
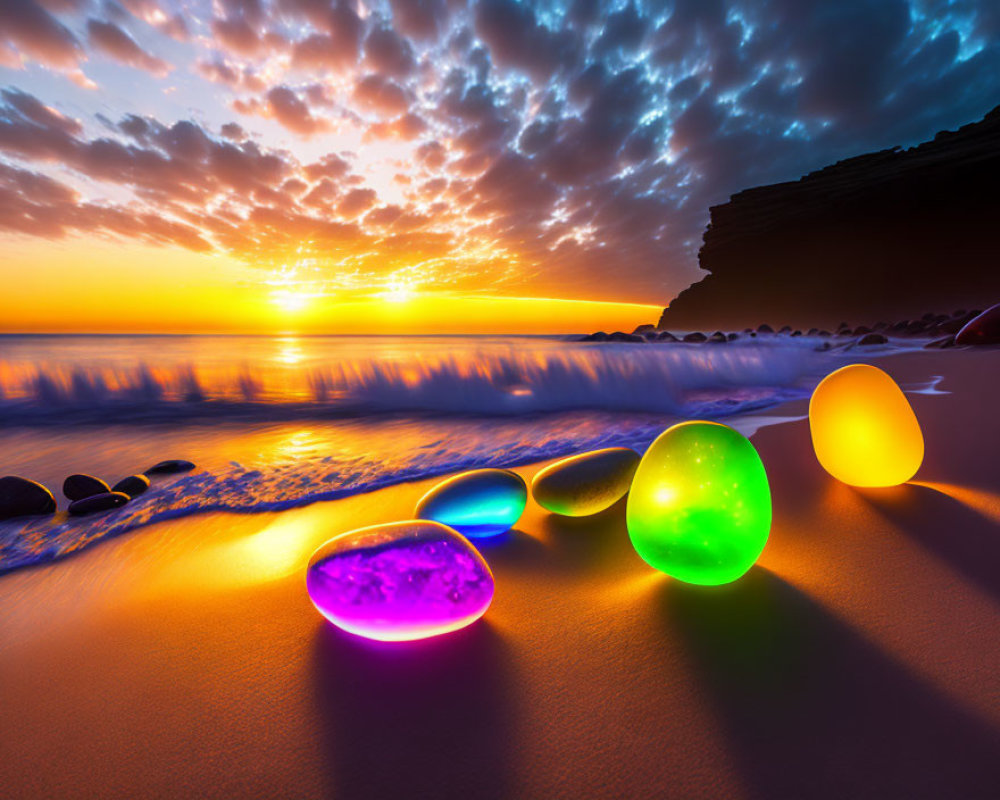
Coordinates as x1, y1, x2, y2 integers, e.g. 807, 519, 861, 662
306, 520, 495, 642
809, 364, 924, 487
626, 421, 772, 585
910, 481, 1000, 524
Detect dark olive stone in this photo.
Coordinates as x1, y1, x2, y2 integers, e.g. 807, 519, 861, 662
112, 474, 151, 498
63, 474, 110, 501
682, 332, 707, 343
144, 460, 196, 476
708, 331, 727, 343
656, 331, 678, 341
756, 324, 774, 333
0, 476, 56, 520
68, 492, 130, 516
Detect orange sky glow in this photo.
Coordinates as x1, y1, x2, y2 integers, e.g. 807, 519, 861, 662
0, 238, 660, 334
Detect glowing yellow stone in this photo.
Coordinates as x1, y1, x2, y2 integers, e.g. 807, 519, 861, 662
809, 364, 923, 487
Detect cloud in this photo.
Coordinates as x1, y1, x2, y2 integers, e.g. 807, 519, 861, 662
352, 73, 411, 116
3, 0, 1000, 303
87, 19, 171, 77
264, 86, 331, 136
0, 0, 84, 69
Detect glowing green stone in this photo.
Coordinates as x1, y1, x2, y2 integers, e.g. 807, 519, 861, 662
626, 421, 771, 585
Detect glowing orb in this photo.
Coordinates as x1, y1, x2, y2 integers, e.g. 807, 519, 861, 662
306, 520, 494, 642
416, 469, 527, 538
809, 364, 923, 487
531, 447, 640, 516
626, 421, 772, 585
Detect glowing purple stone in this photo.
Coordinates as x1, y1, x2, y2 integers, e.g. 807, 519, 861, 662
306, 520, 495, 642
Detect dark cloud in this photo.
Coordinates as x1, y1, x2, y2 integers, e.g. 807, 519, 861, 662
264, 86, 330, 136
0, 0, 84, 69
87, 19, 171, 76
363, 25, 416, 78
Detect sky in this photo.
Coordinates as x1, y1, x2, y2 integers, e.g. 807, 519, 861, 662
1, 0, 999, 333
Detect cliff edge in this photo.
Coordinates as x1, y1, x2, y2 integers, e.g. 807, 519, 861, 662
658, 106, 1000, 331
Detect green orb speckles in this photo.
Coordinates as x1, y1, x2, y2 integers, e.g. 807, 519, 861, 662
626, 421, 772, 585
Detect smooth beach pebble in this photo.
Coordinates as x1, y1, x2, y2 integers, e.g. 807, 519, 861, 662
0, 476, 57, 520
144, 460, 196, 476
626, 421, 772, 586
955, 302, 1000, 345
415, 468, 527, 538
68, 491, 130, 516
112, 475, 151, 498
63, 474, 110, 501
306, 520, 495, 642
531, 447, 640, 517
809, 364, 923, 487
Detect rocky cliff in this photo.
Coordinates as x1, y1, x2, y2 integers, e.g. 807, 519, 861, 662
658, 106, 1000, 331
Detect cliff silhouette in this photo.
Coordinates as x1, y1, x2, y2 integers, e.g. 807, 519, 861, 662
659, 106, 1000, 331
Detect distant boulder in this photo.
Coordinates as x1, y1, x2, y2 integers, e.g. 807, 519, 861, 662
608, 331, 645, 342
0, 476, 56, 520
656, 331, 678, 342
632, 324, 657, 335
858, 333, 889, 346
955, 303, 1000, 345
144, 460, 196, 476
757, 324, 774, 333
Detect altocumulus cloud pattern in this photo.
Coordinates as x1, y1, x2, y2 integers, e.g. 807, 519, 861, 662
1, 0, 999, 302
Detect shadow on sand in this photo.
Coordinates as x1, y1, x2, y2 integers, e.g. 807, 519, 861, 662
858, 482, 1000, 602
312, 620, 515, 800
658, 568, 1000, 799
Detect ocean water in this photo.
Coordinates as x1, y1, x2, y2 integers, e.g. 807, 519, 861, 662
0, 333, 853, 574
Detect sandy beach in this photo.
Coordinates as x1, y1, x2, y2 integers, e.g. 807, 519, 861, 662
1, 348, 998, 799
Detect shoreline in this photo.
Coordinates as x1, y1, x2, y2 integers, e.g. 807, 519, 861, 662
1, 349, 998, 797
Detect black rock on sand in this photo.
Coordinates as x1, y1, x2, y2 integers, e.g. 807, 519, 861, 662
63, 474, 111, 501
144, 460, 196, 476
112, 475, 151, 498
68, 492, 131, 517
0, 476, 57, 520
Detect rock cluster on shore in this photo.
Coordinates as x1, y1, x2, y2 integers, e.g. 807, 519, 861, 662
581, 306, 993, 350
0, 460, 195, 522
656, 106, 1000, 331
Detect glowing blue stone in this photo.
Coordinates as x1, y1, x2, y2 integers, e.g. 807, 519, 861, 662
415, 468, 527, 538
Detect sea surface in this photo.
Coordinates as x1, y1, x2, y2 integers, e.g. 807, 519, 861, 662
0, 333, 872, 574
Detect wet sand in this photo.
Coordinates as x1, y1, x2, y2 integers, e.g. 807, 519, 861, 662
0, 349, 998, 799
